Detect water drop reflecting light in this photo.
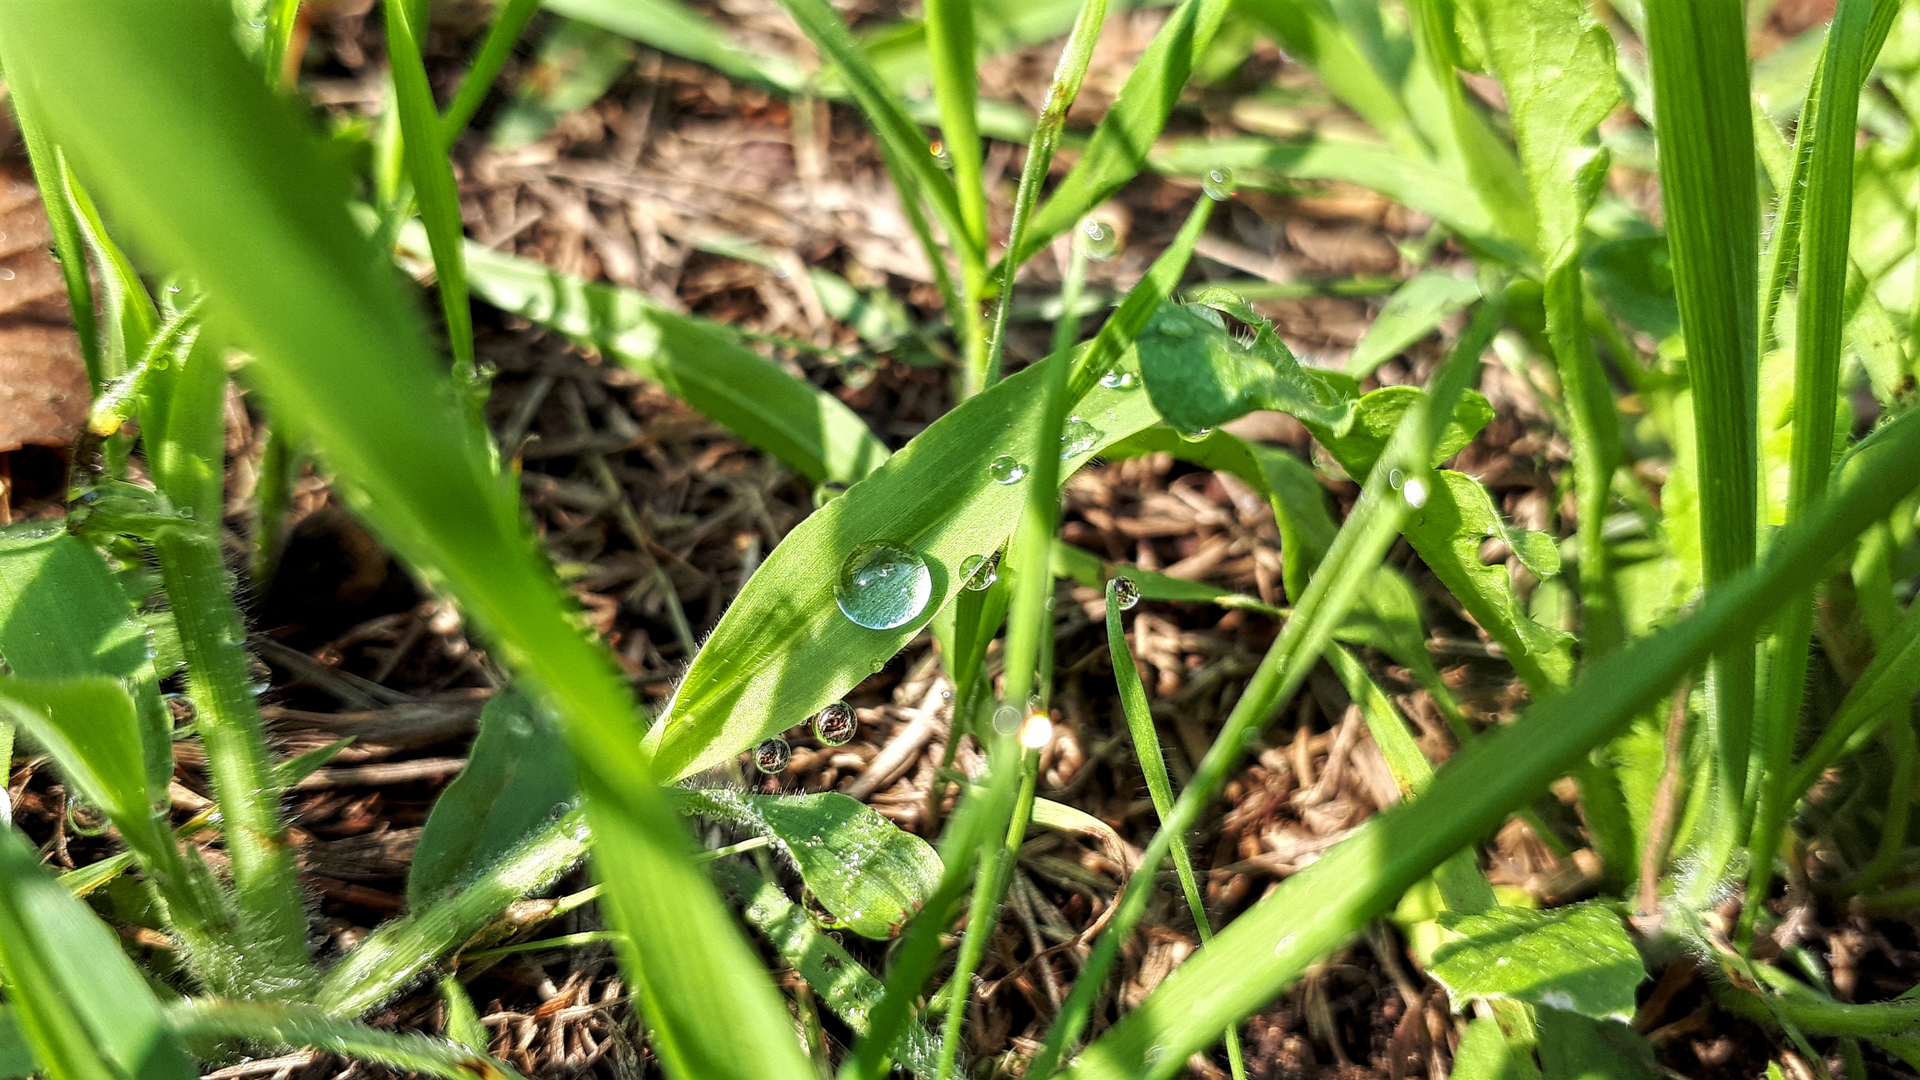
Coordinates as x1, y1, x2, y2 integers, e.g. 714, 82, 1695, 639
813, 701, 858, 746
987, 455, 1028, 484
961, 551, 1000, 592
1201, 167, 1236, 201
1111, 575, 1141, 610
754, 737, 791, 774
835, 541, 932, 630
1059, 416, 1100, 459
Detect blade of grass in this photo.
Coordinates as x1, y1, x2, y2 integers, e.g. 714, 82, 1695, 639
1107, 579, 1248, 1079
922, 0, 989, 389
7, 98, 102, 390
1744, 0, 1892, 942
548, 0, 805, 92
263, 0, 302, 86
0, 10, 816, 1077
1028, 301, 1494, 1078
386, 0, 483, 432
165, 1001, 528, 1080
1644, 0, 1761, 885
982, 0, 1107, 386
440, 0, 546, 144
1061, 400, 1920, 1080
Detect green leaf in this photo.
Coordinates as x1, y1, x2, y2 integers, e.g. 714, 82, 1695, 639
165, 1000, 528, 1080
445, 229, 890, 485
1582, 235, 1679, 340
440, 977, 491, 1056
0, 9, 813, 1076
716, 861, 944, 1080
1430, 903, 1645, 1021
0, 1010, 31, 1080
1016, 0, 1233, 263
1533, 1008, 1660, 1080
1346, 272, 1484, 379
0, 829, 200, 1080
409, 689, 579, 907
1451, 1015, 1543, 1080
676, 789, 941, 939
545, 0, 802, 92
646, 351, 1161, 781
1309, 385, 1496, 478
1135, 299, 1354, 436
489, 18, 637, 149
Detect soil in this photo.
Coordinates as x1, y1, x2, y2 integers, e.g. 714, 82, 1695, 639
4, 0, 1918, 1077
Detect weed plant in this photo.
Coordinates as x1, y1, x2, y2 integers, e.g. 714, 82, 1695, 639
1, 0, 1920, 1076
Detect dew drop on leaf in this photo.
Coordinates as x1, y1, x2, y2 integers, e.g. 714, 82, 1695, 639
1201, 167, 1236, 201
813, 701, 857, 746
987, 454, 1028, 484
991, 704, 1021, 736
1078, 217, 1120, 261
835, 540, 932, 630
1111, 575, 1140, 610
960, 550, 1000, 592
1099, 368, 1138, 390
753, 737, 791, 774
1059, 416, 1100, 459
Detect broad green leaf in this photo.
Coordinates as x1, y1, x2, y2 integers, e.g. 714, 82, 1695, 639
0, 829, 199, 1080
1135, 299, 1353, 436
0, 1009, 31, 1080
442, 229, 890, 485
1451, 1015, 1542, 1080
1346, 272, 1484, 378
409, 689, 579, 907
1015, 0, 1233, 262
715, 861, 944, 1079
1308, 385, 1496, 477
647, 353, 1161, 780
676, 789, 940, 939
1056, 403, 1920, 1080
1430, 903, 1645, 1021
165, 1001, 528, 1080
1533, 1008, 1660, 1080
1582, 235, 1679, 340
0, 9, 814, 1077
490, 18, 637, 149
318, 812, 589, 1017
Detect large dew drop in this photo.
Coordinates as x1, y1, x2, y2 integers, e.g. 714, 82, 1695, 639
812, 701, 858, 746
1059, 416, 1101, 459
835, 541, 933, 630
987, 454, 1028, 484
1110, 575, 1141, 610
1201, 167, 1237, 201
754, 737, 791, 774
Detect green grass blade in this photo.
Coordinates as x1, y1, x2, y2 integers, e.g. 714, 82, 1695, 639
440, 0, 545, 142
982, 0, 1107, 385
1061, 405, 1920, 1080
263, 0, 301, 85
1644, 0, 1761, 867
408, 689, 578, 907
548, 0, 804, 92
8, 98, 102, 389
1745, 0, 1890, 938
443, 229, 889, 484
1789, 592, 1920, 799
1028, 302, 1492, 1079
489, 18, 635, 148
1345, 271, 1482, 379
1106, 580, 1248, 1078
1234, 0, 1419, 157
1014, 0, 1232, 265
385, 0, 481, 412
0, 1008, 31, 1080
0, 829, 200, 1080
0, 10, 814, 1076
165, 1001, 528, 1080
922, 0, 986, 257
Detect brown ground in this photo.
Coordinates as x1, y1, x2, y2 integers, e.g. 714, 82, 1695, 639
4, 0, 1918, 1077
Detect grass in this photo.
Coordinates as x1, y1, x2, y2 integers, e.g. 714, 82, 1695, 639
1, 0, 1920, 1078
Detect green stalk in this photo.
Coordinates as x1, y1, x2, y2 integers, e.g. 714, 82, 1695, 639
1742, 0, 1878, 944
1644, 0, 1761, 883
1545, 262, 1623, 657
439, 0, 544, 146
980, 0, 1107, 387
1107, 580, 1247, 1079
1027, 304, 1495, 1079
921, 0, 990, 396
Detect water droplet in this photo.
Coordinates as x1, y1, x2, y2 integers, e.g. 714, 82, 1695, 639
0, 268, 16, 282
835, 541, 933, 630
754, 737, 791, 774
1201, 167, 1236, 201
1402, 476, 1430, 509
1059, 416, 1100, 459
1099, 368, 1138, 391
940, 687, 955, 703
1389, 468, 1405, 490
1111, 576, 1140, 610
960, 550, 1000, 591
813, 481, 849, 509
813, 701, 857, 746
1177, 426, 1212, 442
1078, 217, 1120, 261
987, 454, 1028, 484
991, 705, 1022, 736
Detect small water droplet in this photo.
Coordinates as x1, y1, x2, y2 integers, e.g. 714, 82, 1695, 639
1177, 426, 1212, 442
960, 550, 1000, 591
991, 705, 1022, 736
754, 737, 791, 774
813, 701, 857, 746
1099, 368, 1138, 391
1201, 167, 1236, 201
835, 540, 933, 630
0, 268, 16, 282
1402, 476, 1430, 509
1111, 576, 1140, 610
1078, 217, 1120, 261
1389, 468, 1405, 490
1059, 416, 1100, 459
987, 454, 1027, 484
813, 481, 849, 509
940, 687, 954, 703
